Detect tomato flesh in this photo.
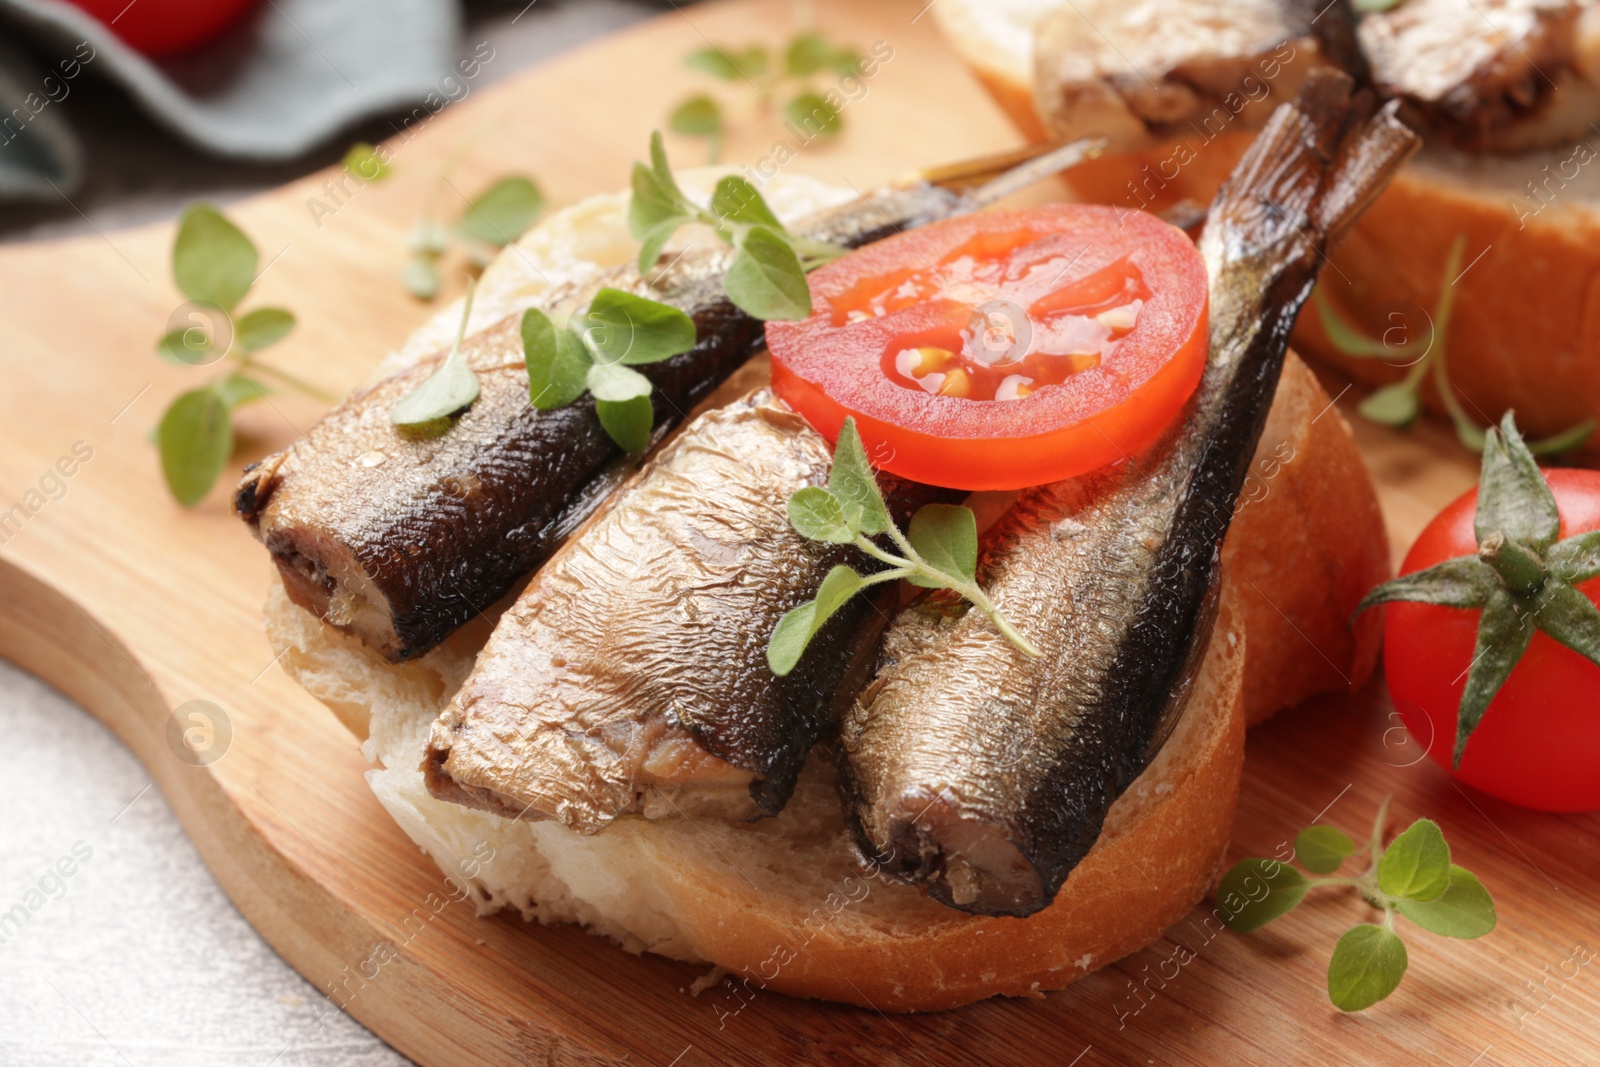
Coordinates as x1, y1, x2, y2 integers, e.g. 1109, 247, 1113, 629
1385, 469, 1600, 812
766, 205, 1209, 490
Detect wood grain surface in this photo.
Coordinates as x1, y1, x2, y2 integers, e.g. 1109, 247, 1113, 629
0, 1, 1595, 1064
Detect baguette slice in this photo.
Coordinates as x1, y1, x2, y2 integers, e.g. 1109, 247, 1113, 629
936, 0, 1600, 457
263, 174, 1386, 1011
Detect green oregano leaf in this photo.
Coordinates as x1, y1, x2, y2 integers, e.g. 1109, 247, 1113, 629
578, 288, 697, 366
1377, 819, 1452, 902
905, 504, 978, 587
235, 307, 295, 352
725, 224, 812, 321
214, 374, 272, 410
1295, 825, 1357, 874
1395, 866, 1496, 939
1311, 285, 1395, 359
828, 418, 890, 537
456, 175, 544, 250
392, 282, 481, 430
404, 255, 441, 300
1359, 382, 1420, 427
343, 142, 391, 182
585, 361, 653, 404
159, 387, 234, 507
767, 565, 865, 676
595, 395, 654, 453
784, 31, 831, 76
637, 217, 690, 274
173, 203, 258, 312
685, 47, 746, 80
1216, 858, 1309, 932
788, 485, 856, 543
711, 175, 784, 232
1328, 924, 1408, 1011
785, 91, 841, 137
523, 308, 590, 411
1527, 418, 1597, 457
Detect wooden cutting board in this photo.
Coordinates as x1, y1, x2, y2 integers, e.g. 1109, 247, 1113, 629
1, 1, 1595, 1063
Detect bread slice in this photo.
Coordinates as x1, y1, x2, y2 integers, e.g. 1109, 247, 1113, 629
936, 0, 1600, 455
262, 172, 1387, 1011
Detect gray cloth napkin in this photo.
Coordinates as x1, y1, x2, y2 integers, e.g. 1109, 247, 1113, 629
0, 0, 461, 201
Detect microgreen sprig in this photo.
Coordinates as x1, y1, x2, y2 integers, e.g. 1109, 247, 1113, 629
629, 131, 846, 321
154, 204, 330, 506
391, 279, 483, 434
1315, 234, 1595, 455
1355, 411, 1600, 765
768, 418, 1038, 675
670, 31, 860, 162
523, 287, 697, 452
1220, 797, 1495, 1012
407, 150, 544, 300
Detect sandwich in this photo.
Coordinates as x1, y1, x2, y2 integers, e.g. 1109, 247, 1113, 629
937, 0, 1600, 453
240, 77, 1410, 1010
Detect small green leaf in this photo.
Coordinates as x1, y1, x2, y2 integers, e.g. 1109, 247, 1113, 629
1295, 825, 1357, 874
391, 354, 479, 429
1533, 582, 1600, 669
1353, 0, 1404, 12
785, 91, 842, 137
1327, 924, 1408, 1011
404, 256, 440, 300
711, 175, 784, 232
630, 164, 684, 242
733, 45, 768, 78
725, 225, 812, 321
158, 387, 234, 506
173, 203, 258, 311
343, 142, 391, 182
523, 308, 590, 410
214, 375, 272, 410
1476, 413, 1561, 550
577, 288, 697, 366
1396, 865, 1496, 938
156, 327, 212, 366
685, 47, 745, 80
826, 46, 862, 77
785, 31, 832, 75
828, 418, 890, 537
1355, 556, 1498, 614
408, 219, 449, 256
456, 175, 544, 249
649, 130, 687, 205
1216, 858, 1309, 932
1454, 588, 1535, 767
789, 485, 856, 543
393, 284, 481, 429
1359, 382, 1420, 427
1450, 408, 1489, 453
1377, 818, 1453, 902
585, 361, 653, 403
235, 307, 295, 352
595, 395, 655, 453
767, 565, 865, 676
670, 94, 723, 137
637, 216, 690, 275
906, 504, 978, 587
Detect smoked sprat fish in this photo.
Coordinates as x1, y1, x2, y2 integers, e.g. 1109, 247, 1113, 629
234, 140, 1101, 662
840, 74, 1419, 917
424, 391, 949, 833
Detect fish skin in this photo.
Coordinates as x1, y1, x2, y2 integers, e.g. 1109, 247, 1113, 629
235, 184, 967, 663
423, 391, 940, 834
840, 75, 1418, 917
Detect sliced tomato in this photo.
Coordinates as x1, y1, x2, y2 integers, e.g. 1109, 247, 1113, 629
765, 204, 1208, 490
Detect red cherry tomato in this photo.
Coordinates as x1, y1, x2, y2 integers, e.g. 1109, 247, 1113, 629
1385, 469, 1600, 812
65, 0, 259, 58
765, 204, 1208, 490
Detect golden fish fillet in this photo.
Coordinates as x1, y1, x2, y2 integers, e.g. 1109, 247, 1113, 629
840, 74, 1418, 917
